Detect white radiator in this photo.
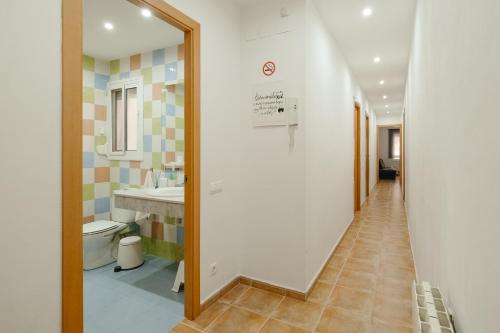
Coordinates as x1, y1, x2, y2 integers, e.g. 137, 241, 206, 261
412, 281, 455, 333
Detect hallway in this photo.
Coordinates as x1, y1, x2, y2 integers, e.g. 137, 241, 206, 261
170, 180, 415, 333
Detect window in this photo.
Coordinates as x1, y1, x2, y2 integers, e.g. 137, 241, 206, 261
388, 128, 400, 159
107, 78, 143, 160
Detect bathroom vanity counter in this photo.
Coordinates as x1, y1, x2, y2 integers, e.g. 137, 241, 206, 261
114, 188, 184, 218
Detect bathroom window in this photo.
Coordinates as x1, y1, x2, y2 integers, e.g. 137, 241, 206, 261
107, 78, 143, 160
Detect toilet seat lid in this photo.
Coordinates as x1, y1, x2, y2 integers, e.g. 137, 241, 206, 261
83, 220, 121, 235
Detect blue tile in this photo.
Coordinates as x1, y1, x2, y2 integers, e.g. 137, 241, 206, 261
166, 104, 176, 116
120, 72, 130, 79
94, 198, 110, 214
161, 139, 166, 152
165, 62, 178, 81
94, 73, 109, 90
144, 135, 152, 152
177, 226, 184, 246
83, 152, 94, 168
120, 168, 130, 183
152, 49, 165, 66
161, 114, 166, 127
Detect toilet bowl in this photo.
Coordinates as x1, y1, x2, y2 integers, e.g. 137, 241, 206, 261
83, 196, 137, 270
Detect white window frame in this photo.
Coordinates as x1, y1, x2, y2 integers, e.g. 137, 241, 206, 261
106, 77, 144, 161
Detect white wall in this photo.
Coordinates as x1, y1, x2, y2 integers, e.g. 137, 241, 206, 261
164, 0, 243, 302
405, 0, 500, 332
239, 0, 307, 292
0, 1, 61, 332
304, 0, 375, 287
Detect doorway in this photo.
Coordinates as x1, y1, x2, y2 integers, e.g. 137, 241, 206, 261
354, 102, 361, 211
376, 124, 402, 182
62, 0, 200, 332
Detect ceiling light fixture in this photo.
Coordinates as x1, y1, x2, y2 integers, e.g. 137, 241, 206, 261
104, 22, 114, 30
385, 105, 389, 108
373, 56, 381, 63
379, 80, 385, 85
141, 9, 152, 17
386, 111, 391, 114
383, 95, 388, 99
362, 7, 373, 17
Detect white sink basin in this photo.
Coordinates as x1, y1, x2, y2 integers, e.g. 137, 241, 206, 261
146, 187, 184, 197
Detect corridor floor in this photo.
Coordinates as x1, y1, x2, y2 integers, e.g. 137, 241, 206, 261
170, 180, 416, 333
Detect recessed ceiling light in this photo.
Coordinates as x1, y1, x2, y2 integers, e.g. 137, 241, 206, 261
385, 105, 389, 108
362, 7, 373, 17
383, 95, 388, 99
379, 80, 385, 85
141, 9, 152, 17
386, 111, 391, 114
373, 56, 381, 63
104, 22, 114, 30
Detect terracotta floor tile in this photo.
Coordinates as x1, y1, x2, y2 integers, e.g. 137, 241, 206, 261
318, 266, 340, 284
186, 302, 229, 330
371, 318, 412, 333
376, 277, 413, 301
206, 306, 266, 333
307, 281, 333, 304
350, 247, 380, 261
170, 323, 202, 333
337, 270, 376, 292
372, 296, 412, 327
259, 319, 309, 333
328, 286, 373, 316
343, 257, 379, 274
316, 306, 370, 333
234, 287, 283, 316
379, 264, 415, 282
380, 253, 414, 269
328, 255, 347, 270
272, 297, 323, 331
220, 283, 250, 304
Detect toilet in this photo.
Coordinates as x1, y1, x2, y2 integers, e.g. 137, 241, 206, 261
83, 197, 137, 270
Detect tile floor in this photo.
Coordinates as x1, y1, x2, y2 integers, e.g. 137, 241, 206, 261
84, 255, 184, 333
170, 180, 415, 333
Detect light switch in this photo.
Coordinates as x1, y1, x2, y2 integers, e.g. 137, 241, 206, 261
210, 180, 224, 194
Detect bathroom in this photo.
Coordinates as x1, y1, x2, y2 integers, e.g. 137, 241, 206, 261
82, 0, 186, 331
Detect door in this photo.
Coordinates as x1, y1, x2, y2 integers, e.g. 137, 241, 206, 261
354, 103, 361, 211
365, 115, 370, 197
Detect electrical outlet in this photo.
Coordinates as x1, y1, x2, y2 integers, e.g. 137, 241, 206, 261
210, 180, 224, 194
209, 262, 217, 277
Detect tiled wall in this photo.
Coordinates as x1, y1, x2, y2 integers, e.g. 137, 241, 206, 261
82, 45, 185, 261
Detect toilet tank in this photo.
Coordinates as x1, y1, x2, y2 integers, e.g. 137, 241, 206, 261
111, 195, 136, 223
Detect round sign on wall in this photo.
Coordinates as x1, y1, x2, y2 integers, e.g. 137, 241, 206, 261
262, 61, 276, 76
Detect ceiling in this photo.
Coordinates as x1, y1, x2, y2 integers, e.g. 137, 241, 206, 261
83, 0, 184, 61
235, 0, 416, 117
311, 0, 416, 117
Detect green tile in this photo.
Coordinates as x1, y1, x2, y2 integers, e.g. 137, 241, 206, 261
175, 94, 184, 106
142, 237, 183, 261
152, 152, 162, 170
142, 68, 152, 84
83, 55, 95, 71
110, 160, 120, 167
175, 140, 184, 152
110, 182, 120, 194
95, 135, 106, 148
83, 87, 95, 103
152, 118, 161, 135
143, 101, 152, 118
110, 59, 120, 74
175, 117, 184, 129
83, 184, 94, 201
164, 216, 176, 225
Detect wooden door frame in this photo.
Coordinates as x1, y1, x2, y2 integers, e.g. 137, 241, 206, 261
62, 0, 201, 331
376, 124, 402, 182
401, 110, 406, 199
354, 102, 361, 211
365, 114, 370, 197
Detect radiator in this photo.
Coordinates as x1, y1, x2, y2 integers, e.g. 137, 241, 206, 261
412, 281, 455, 333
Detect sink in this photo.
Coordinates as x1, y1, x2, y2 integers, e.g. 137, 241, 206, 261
146, 187, 184, 197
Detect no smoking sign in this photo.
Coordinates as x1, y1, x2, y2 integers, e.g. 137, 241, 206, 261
262, 61, 276, 76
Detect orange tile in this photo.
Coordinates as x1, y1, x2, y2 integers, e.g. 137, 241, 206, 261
220, 284, 250, 305
166, 128, 176, 140
153, 82, 164, 100
307, 281, 332, 304
94, 167, 109, 183
328, 286, 373, 316
83, 119, 94, 135
166, 152, 176, 163
372, 295, 412, 327
185, 302, 229, 330
234, 287, 283, 316
336, 270, 376, 292
130, 161, 141, 169
260, 319, 308, 333
151, 222, 164, 240
95, 105, 106, 120
169, 323, 201, 333
83, 215, 94, 224
130, 54, 141, 70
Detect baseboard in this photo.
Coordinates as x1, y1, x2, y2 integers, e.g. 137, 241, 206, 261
200, 218, 356, 312
405, 204, 419, 282
304, 216, 355, 298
